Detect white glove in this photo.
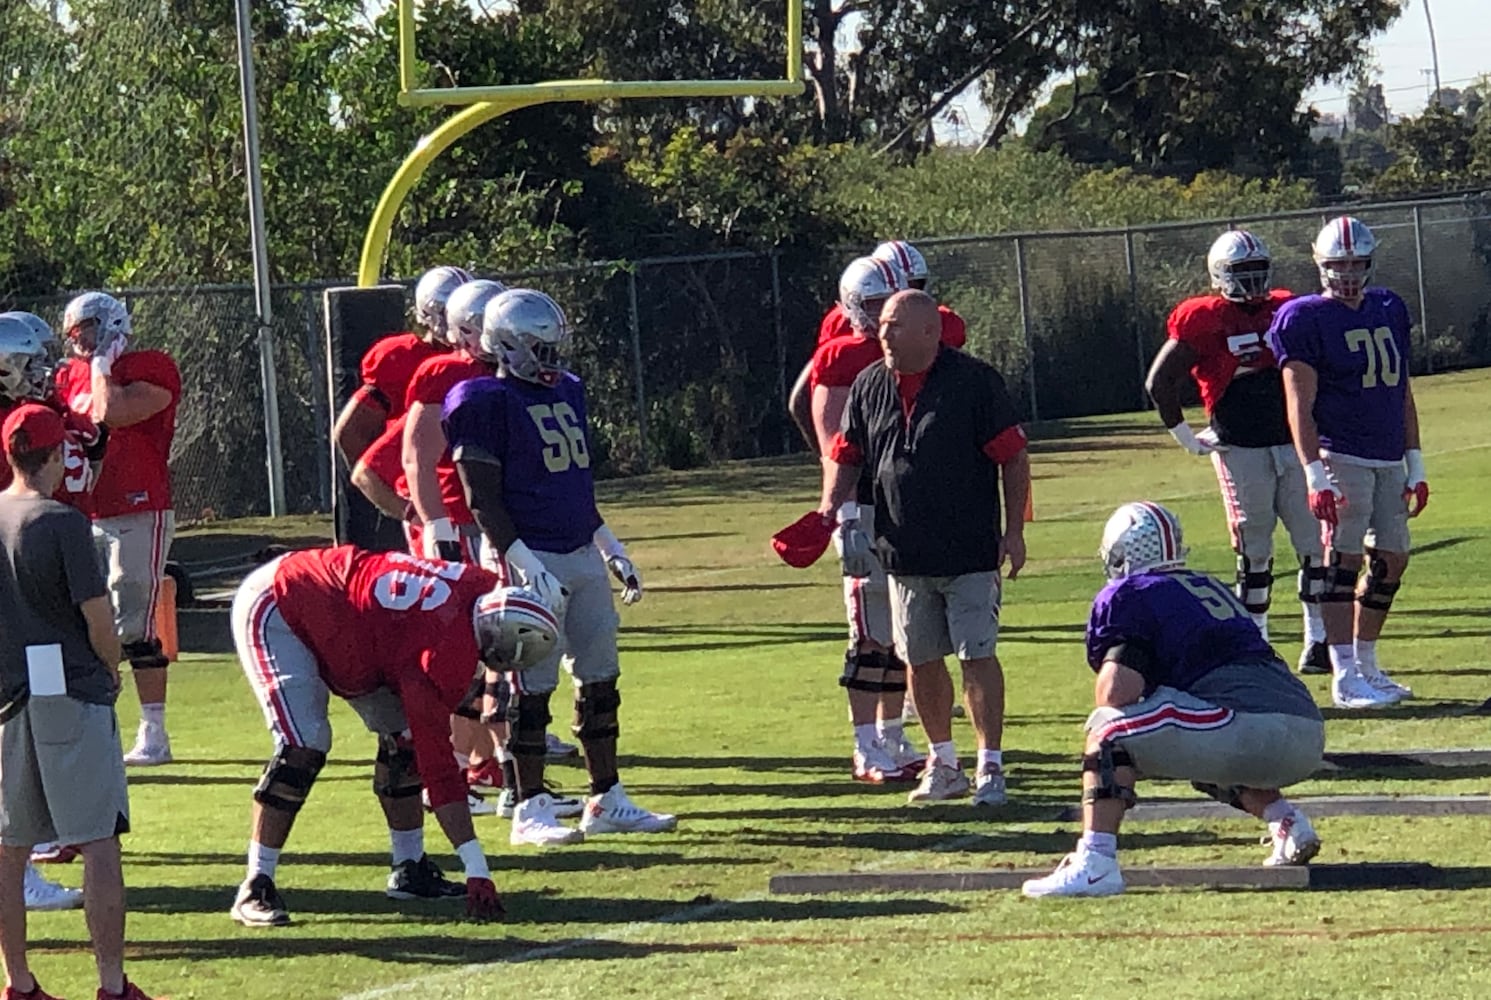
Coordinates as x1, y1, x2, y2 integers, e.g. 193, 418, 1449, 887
90, 334, 128, 378
1167, 422, 1216, 456
832, 502, 875, 579
502, 539, 567, 614
1193, 427, 1226, 452
594, 525, 642, 605
421, 517, 462, 562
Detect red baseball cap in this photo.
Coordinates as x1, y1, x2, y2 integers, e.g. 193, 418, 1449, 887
2, 403, 66, 458
771, 510, 834, 569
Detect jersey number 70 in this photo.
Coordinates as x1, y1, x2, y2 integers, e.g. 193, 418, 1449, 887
1344, 326, 1402, 389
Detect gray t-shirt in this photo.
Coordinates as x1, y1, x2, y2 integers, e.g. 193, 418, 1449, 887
0, 493, 114, 709
1189, 658, 1323, 721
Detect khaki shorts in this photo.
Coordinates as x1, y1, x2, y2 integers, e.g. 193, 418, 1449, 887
842, 506, 892, 648
1327, 460, 1410, 555
1086, 686, 1324, 790
0, 696, 131, 847
1210, 444, 1321, 563
889, 570, 1001, 665
93, 510, 176, 646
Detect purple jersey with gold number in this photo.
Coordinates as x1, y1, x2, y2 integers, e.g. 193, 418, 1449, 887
1265, 288, 1412, 462
442, 373, 603, 553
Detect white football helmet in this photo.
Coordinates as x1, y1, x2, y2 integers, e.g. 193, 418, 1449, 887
472, 584, 560, 671
481, 288, 571, 387
0, 314, 61, 403
1312, 216, 1376, 299
443, 279, 508, 361
62, 291, 131, 359
1207, 230, 1272, 302
839, 256, 907, 335
413, 265, 475, 345
1099, 502, 1189, 580
872, 240, 930, 289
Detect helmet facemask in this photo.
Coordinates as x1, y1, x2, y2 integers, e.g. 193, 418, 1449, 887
1317, 257, 1373, 300
1218, 259, 1272, 302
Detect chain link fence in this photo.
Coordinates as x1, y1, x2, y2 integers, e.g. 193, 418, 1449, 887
15, 192, 1491, 521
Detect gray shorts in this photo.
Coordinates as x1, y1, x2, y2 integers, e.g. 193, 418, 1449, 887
1210, 444, 1321, 563
888, 570, 1002, 665
0, 697, 131, 847
232, 558, 407, 752
1086, 686, 1324, 790
842, 506, 892, 648
92, 510, 176, 646
1327, 460, 1411, 555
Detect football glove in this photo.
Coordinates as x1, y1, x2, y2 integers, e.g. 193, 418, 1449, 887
1304, 460, 1342, 527
464, 877, 504, 920
502, 539, 567, 615
1167, 422, 1216, 456
833, 518, 875, 579
422, 517, 463, 562
605, 554, 643, 605
89, 329, 128, 378
1403, 448, 1429, 517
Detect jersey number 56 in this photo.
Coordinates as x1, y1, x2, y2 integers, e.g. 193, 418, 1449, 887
528, 403, 591, 473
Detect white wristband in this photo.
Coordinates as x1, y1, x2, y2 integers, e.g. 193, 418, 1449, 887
454, 839, 490, 880
593, 523, 626, 560
427, 517, 458, 542
1404, 448, 1426, 486
1304, 460, 1332, 493
835, 501, 860, 525
90, 355, 113, 379
1166, 422, 1201, 451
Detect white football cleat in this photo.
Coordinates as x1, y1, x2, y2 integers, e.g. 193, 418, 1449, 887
24, 865, 82, 911
1264, 809, 1321, 867
510, 793, 585, 846
496, 786, 582, 819
1357, 660, 1413, 700
579, 783, 677, 835
122, 722, 172, 766
886, 733, 923, 771
467, 791, 497, 816
545, 733, 580, 760
1022, 849, 1125, 898
907, 762, 970, 803
1331, 671, 1400, 709
852, 741, 914, 784
972, 768, 1007, 807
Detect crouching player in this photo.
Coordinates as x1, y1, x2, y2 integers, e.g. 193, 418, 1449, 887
1023, 502, 1324, 899
228, 545, 558, 925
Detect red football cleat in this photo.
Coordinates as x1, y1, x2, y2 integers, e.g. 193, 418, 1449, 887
3, 979, 64, 1000
96, 979, 154, 1000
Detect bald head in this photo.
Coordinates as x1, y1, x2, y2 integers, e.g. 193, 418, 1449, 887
879, 289, 941, 373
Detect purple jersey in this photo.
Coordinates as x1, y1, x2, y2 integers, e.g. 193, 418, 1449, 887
1265, 288, 1411, 462
1086, 570, 1277, 693
442, 372, 603, 553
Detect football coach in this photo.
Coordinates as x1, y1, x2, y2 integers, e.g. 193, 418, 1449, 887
818, 289, 1030, 807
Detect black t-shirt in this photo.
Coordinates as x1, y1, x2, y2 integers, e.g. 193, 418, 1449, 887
0, 493, 113, 710
1210, 368, 1292, 448
842, 348, 1022, 576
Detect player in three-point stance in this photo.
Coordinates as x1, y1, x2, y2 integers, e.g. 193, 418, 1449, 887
1022, 502, 1324, 898
1267, 216, 1425, 709
1145, 230, 1328, 672
228, 545, 556, 926
445, 288, 674, 847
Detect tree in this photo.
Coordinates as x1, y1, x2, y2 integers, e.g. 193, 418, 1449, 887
1375, 104, 1488, 194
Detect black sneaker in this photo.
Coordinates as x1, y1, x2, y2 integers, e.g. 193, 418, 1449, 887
231, 873, 290, 927
386, 854, 465, 900
1299, 641, 1330, 675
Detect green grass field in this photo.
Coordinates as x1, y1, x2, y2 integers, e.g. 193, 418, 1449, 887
24, 370, 1491, 999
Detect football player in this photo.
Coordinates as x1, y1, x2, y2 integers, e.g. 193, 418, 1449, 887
1145, 231, 1327, 672
788, 241, 966, 452
1266, 217, 1424, 709
227, 545, 555, 926
54, 293, 181, 767
1022, 503, 1324, 898
445, 288, 675, 846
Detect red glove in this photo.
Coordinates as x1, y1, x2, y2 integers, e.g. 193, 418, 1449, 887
1308, 489, 1340, 527
1404, 481, 1429, 517
770, 510, 834, 569
465, 877, 504, 920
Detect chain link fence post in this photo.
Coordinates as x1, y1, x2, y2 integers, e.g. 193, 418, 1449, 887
1124, 228, 1149, 410
771, 248, 788, 454
1013, 236, 1039, 421
626, 267, 650, 471
1412, 204, 1435, 375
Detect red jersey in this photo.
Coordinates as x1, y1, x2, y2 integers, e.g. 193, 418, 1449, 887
815, 303, 967, 349
1167, 290, 1293, 448
358, 415, 409, 499
0, 398, 99, 506
356, 333, 442, 423
55, 350, 180, 519
808, 315, 967, 392
402, 354, 492, 525
273, 546, 498, 809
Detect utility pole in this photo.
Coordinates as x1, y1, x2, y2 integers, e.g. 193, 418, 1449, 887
1423, 0, 1443, 106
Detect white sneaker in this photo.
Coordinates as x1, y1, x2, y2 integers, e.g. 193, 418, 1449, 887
1021, 849, 1125, 898
467, 791, 497, 816
497, 786, 582, 819
886, 732, 923, 771
1264, 809, 1321, 867
123, 721, 172, 766
545, 733, 580, 760
510, 793, 585, 846
907, 762, 970, 803
852, 741, 914, 784
579, 783, 678, 835
1332, 670, 1401, 709
1357, 660, 1413, 700
972, 768, 1007, 807
24, 864, 83, 911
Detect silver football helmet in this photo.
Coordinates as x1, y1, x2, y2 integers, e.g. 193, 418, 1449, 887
1207, 230, 1272, 302
1312, 216, 1376, 299
442, 279, 508, 361
838, 256, 907, 335
1099, 502, 1189, 580
62, 291, 131, 359
872, 240, 930, 289
472, 584, 559, 671
481, 288, 571, 387
0, 314, 62, 403
413, 265, 475, 345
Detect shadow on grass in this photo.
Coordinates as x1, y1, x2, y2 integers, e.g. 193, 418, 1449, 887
713, 828, 1260, 855
121, 850, 755, 874
1319, 700, 1484, 722
618, 749, 1076, 772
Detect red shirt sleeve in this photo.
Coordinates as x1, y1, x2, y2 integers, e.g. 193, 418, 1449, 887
125, 351, 182, 400
399, 662, 468, 810
359, 417, 408, 496
982, 424, 1028, 465
817, 305, 853, 347
829, 432, 863, 466
937, 307, 967, 349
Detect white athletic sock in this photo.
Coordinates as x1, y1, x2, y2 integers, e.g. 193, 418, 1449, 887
1079, 831, 1118, 859
877, 718, 904, 744
853, 724, 878, 752
977, 748, 1003, 774
389, 827, 424, 865
1303, 603, 1326, 644
1249, 612, 1269, 641
140, 703, 165, 728
931, 740, 957, 768
1328, 643, 1356, 678
1355, 639, 1378, 672
247, 841, 279, 881
1262, 799, 1294, 824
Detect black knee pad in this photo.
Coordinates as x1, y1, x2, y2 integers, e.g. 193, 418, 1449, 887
453, 674, 483, 721
1235, 555, 1273, 615
1080, 744, 1137, 808
838, 649, 906, 693
1191, 781, 1250, 814
572, 679, 621, 742
1321, 554, 1359, 604
1359, 549, 1401, 612
508, 692, 552, 760
123, 638, 169, 671
480, 673, 512, 725
1297, 557, 1328, 605
373, 732, 420, 799
253, 746, 326, 813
